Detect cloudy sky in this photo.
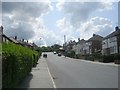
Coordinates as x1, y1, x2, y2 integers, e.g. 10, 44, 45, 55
1, 0, 119, 46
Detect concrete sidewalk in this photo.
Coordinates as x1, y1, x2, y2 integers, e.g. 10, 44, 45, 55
19, 57, 55, 88
62, 56, 119, 67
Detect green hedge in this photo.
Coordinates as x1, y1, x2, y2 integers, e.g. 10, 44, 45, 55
2, 43, 40, 88
114, 54, 120, 60
84, 54, 94, 61
98, 55, 114, 63
66, 50, 75, 58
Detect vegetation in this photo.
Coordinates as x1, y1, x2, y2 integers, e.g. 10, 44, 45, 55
2, 42, 41, 88
35, 44, 62, 53
114, 54, 120, 64
65, 50, 75, 58
36, 46, 53, 52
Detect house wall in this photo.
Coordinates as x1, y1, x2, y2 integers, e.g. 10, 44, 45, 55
102, 36, 118, 55
117, 33, 120, 54
83, 42, 90, 54
102, 39, 108, 49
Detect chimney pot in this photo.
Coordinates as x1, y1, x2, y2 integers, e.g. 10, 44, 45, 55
93, 34, 96, 36
115, 26, 119, 31
0, 26, 3, 33
15, 36, 17, 40
22, 39, 24, 42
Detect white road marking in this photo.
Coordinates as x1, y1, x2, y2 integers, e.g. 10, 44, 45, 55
46, 59, 57, 89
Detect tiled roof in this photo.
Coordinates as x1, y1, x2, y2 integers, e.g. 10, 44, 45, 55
9, 37, 19, 44
88, 35, 103, 41
103, 30, 120, 39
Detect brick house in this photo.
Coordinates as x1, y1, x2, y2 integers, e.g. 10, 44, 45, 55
102, 26, 120, 55
83, 34, 103, 55
72, 38, 86, 55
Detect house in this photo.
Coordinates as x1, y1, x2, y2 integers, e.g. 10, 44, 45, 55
102, 26, 120, 55
83, 34, 103, 55
63, 40, 76, 52
0, 26, 13, 43
72, 38, 86, 55
0, 26, 38, 49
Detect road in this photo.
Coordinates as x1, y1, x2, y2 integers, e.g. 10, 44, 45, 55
46, 52, 118, 88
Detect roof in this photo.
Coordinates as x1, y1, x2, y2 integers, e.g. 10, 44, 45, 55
103, 30, 120, 40
88, 34, 103, 41
9, 37, 19, 44
2, 34, 12, 42
18, 40, 31, 46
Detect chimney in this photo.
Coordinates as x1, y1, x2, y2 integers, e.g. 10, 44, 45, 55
115, 26, 119, 31
27, 40, 28, 43
15, 36, 17, 40
0, 26, 3, 34
22, 39, 24, 42
93, 34, 96, 37
78, 38, 80, 42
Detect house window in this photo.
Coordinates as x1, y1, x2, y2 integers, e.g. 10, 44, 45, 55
119, 46, 120, 53
109, 37, 117, 43
110, 46, 117, 54
110, 47, 114, 53
102, 41, 106, 45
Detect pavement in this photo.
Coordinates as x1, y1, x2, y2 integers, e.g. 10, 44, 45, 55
63, 56, 119, 67
19, 56, 55, 88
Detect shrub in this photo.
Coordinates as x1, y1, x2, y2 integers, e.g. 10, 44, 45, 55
101, 55, 114, 63
114, 54, 120, 64
115, 54, 120, 60
84, 54, 94, 61
2, 42, 40, 88
66, 50, 75, 58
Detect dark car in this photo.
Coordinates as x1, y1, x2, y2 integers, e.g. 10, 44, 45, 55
43, 53, 47, 58
58, 53, 61, 56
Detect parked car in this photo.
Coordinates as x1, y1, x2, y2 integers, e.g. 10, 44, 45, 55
43, 53, 47, 58
53, 51, 57, 54
58, 53, 61, 56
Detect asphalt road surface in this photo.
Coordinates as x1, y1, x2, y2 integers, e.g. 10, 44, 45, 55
46, 52, 118, 88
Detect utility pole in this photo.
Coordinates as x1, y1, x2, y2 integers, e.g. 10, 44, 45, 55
64, 35, 67, 57
64, 35, 66, 44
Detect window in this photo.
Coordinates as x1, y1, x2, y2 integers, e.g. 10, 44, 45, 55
110, 46, 117, 54
110, 47, 114, 53
109, 37, 117, 43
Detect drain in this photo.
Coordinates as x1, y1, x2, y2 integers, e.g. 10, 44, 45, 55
32, 68, 40, 70
52, 77, 57, 80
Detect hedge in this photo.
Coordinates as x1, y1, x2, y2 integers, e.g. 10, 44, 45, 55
65, 50, 75, 58
2, 42, 41, 88
99, 55, 115, 63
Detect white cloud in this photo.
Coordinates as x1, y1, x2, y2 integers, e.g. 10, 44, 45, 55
2, 2, 53, 46
56, 1, 113, 28
56, 16, 113, 41
78, 17, 113, 39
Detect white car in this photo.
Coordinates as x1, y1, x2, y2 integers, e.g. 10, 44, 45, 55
53, 51, 57, 54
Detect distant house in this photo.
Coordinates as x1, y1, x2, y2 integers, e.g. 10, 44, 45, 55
72, 38, 86, 55
83, 34, 103, 55
102, 26, 120, 55
0, 26, 38, 49
63, 40, 76, 52
0, 26, 13, 43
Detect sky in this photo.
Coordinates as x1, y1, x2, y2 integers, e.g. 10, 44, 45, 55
1, 0, 119, 46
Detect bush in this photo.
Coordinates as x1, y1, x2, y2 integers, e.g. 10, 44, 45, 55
2, 43, 40, 88
84, 54, 94, 61
66, 50, 75, 58
114, 54, 120, 64
100, 55, 115, 63
114, 54, 120, 60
